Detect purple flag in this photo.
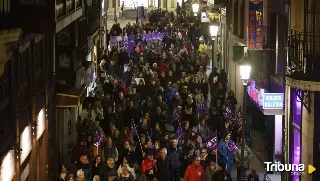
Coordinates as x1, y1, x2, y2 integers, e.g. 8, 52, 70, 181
223, 106, 235, 121
263, 172, 270, 181
227, 141, 239, 153
176, 124, 183, 139
93, 130, 105, 147
196, 101, 207, 115
172, 106, 181, 121
204, 132, 218, 150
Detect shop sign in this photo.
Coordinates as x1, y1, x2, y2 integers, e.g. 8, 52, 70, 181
248, 80, 284, 109
20, 126, 32, 164
248, 0, 263, 50
263, 93, 284, 109
0, 150, 15, 181
37, 108, 45, 140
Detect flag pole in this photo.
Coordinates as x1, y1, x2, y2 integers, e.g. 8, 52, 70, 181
132, 120, 144, 156
215, 130, 218, 165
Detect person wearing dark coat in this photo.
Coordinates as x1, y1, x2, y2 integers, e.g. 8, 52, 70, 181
167, 139, 183, 181
156, 148, 171, 181
123, 100, 140, 128
91, 156, 103, 180
99, 158, 118, 181
208, 107, 222, 132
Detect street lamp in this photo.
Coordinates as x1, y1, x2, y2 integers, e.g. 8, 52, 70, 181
209, 22, 219, 69
238, 54, 251, 181
192, 2, 200, 16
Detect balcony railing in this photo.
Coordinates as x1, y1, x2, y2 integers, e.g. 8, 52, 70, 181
56, 0, 82, 20
287, 29, 320, 81
0, 0, 19, 30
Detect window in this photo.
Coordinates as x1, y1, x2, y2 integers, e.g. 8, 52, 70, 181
35, 39, 44, 91
0, 61, 11, 102
0, 105, 12, 144
19, 48, 30, 102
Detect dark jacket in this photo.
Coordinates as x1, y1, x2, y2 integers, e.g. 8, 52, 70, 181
156, 157, 171, 181
167, 146, 182, 171
99, 166, 117, 181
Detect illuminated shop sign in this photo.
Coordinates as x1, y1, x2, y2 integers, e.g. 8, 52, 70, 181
248, 80, 284, 109
248, 0, 263, 50
263, 93, 284, 109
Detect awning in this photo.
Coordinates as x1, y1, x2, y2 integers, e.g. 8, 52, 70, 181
56, 85, 87, 107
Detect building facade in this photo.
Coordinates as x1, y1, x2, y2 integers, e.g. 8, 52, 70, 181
284, 0, 320, 181
0, 1, 55, 180
227, 0, 286, 178
0, 0, 100, 180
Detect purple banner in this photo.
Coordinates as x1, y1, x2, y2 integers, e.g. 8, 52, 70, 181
204, 132, 218, 150
123, 35, 136, 55
143, 33, 165, 41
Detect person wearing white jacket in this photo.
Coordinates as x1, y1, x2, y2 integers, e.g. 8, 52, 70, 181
117, 156, 136, 180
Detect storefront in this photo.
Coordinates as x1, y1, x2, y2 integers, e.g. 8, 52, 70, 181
284, 77, 317, 181
0, 150, 15, 181
245, 80, 284, 173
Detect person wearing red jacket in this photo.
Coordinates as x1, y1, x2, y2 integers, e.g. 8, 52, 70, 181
141, 148, 157, 174
184, 156, 204, 181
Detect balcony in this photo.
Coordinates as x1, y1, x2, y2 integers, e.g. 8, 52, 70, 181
56, 0, 83, 33
286, 29, 320, 81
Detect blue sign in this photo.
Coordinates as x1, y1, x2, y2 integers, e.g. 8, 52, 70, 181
263, 93, 284, 109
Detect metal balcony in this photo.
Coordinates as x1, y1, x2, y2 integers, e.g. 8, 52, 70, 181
287, 29, 320, 81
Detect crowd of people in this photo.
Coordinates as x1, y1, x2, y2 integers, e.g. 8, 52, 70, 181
58, 8, 261, 181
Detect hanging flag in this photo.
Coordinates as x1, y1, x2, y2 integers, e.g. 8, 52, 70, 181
204, 132, 218, 150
